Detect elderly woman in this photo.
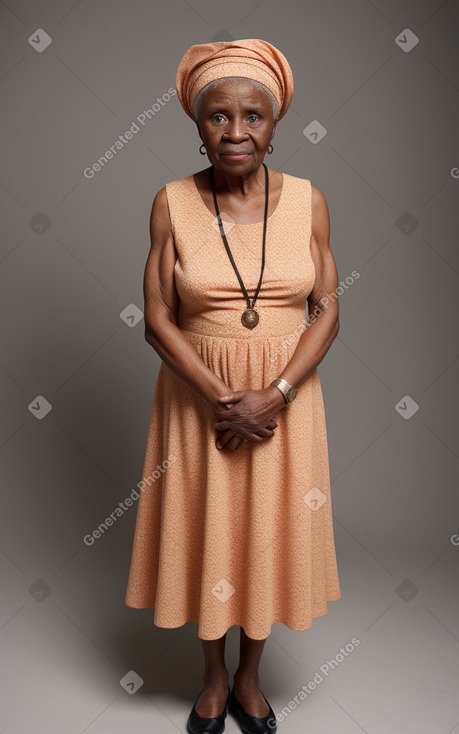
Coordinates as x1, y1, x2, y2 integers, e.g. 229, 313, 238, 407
125, 39, 341, 734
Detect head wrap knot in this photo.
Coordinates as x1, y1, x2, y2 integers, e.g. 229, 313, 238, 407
175, 38, 294, 121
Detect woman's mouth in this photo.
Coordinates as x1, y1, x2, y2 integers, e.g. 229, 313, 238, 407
220, 153, 251, 160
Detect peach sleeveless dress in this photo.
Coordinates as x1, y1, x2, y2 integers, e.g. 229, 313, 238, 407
124, 170, 341, 640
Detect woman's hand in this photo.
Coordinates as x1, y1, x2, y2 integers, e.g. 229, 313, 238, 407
215, 417, 278, 451
213, 387, 285, 450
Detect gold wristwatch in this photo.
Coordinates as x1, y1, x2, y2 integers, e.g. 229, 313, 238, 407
270, 378, 298, 405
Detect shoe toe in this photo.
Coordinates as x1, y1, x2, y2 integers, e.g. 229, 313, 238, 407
229, 687, 277, 734
240, 715, 277, 734
186, 685, 230, 734
187, 711, 227, 734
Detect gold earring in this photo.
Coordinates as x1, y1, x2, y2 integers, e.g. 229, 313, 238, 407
199, 143, 206, 155
267, 144, 273, 154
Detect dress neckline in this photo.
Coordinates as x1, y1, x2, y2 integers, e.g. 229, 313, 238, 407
190, 169, 285, 227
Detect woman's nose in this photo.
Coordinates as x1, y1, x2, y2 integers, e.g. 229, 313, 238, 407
225, 120, 248, 139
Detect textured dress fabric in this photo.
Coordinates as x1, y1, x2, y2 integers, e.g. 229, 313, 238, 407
124, 170, 341, 640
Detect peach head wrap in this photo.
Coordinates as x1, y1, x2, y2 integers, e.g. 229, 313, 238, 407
175, 38, 294, 121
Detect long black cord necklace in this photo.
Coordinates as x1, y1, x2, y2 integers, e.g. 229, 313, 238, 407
209, 162, 269, 329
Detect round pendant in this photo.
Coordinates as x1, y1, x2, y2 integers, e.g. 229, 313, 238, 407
241, 308, 259, 329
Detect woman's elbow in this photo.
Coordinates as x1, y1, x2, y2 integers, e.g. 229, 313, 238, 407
144, 312, 175, 344
144, 318, 160, 345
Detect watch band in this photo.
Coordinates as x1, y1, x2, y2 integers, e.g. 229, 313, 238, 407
270, 378, 298, 404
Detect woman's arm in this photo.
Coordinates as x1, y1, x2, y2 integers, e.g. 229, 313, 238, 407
214, 183, 339, 437
275, 182, 340, 388
143, 186, 231, 410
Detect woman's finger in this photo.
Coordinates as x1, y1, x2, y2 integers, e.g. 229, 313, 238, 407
254, 428, 275, 438
216, 429, 239, 449
217, 428, 260, 448
227, 435, 244, 451
215, 422, 278, 449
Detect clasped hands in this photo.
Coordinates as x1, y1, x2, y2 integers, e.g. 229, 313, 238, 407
213, 386, 286, 452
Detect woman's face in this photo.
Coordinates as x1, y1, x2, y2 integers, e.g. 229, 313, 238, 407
195, 78, 277, 173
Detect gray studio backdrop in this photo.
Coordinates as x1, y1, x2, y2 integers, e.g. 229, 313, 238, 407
1, 1, 458, 733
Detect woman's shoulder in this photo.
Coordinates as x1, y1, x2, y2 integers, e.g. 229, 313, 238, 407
283, 171, 328, 204
157, 173, 196, 205
163, 171, 196, 190
151, 174, 195, 205
282, 170, 311, 186
152, 173, 197, 227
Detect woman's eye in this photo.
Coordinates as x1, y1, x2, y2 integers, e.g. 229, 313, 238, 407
212, 114, 259, 123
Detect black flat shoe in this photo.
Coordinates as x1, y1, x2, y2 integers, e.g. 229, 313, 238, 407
186, 683, 231, 734
228, 684, 277, 734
